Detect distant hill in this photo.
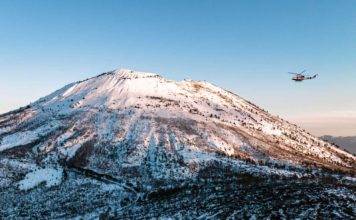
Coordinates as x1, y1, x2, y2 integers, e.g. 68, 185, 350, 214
320, 135, 356, 154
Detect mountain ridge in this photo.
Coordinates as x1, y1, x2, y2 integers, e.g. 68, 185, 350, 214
0, 68, 355, 218
1, 68, 354, 173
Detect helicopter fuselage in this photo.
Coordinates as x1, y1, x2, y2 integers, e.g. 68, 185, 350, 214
292, 75, 305, 81
292, 74, 318, 82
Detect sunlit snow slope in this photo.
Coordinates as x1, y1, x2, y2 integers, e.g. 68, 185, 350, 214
0, 69, 355, 186
1, 68, 356, 219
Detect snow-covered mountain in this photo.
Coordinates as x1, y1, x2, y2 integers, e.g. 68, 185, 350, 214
1, 69, 355, 218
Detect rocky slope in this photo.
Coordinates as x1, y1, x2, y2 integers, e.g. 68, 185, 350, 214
0, 69, 355, 219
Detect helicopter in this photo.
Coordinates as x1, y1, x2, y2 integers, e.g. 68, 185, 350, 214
288, 70, 318, 82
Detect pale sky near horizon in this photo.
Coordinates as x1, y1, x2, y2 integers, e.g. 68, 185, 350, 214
0, 0, 355, 136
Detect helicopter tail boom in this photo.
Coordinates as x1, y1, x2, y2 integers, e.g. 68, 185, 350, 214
305, 74, 318, 80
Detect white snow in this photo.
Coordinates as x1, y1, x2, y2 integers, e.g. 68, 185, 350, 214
0, 158, 37, 170
18, 167, 63, 190
0, 122, 59, 152
261, 122, 282, 136
179, 147, 217, 164
343, 176, 356, 182
0, 127, 9, 136
62, 83, 78, 97
1, 68, 354, 179
59, 143, 82, 159
39, 69, 351, 167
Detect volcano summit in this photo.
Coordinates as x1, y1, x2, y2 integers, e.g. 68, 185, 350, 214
0, 69, 355, 219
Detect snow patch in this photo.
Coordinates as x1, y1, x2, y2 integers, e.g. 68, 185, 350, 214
59, 143, 82, 159
261, 122, 282, 136
114, 68, 160, 78
62, 83, 78, 97
0, 122, 60, 152
343, 176, 356, 182
18, 167, 63, 190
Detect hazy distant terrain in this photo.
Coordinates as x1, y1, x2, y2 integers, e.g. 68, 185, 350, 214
321, 135, 356, 154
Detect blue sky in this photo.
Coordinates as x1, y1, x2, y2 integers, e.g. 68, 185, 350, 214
0, 0, 355, 135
